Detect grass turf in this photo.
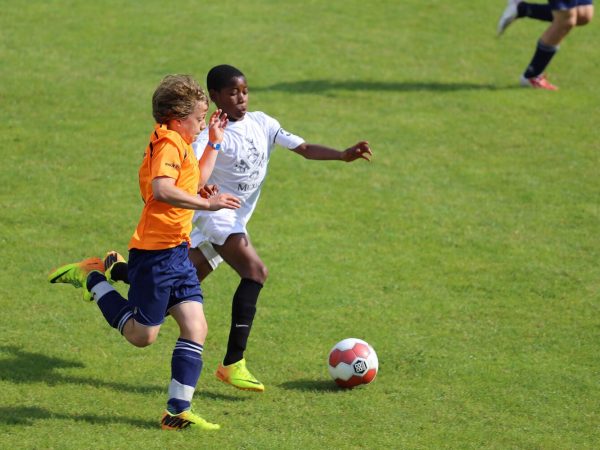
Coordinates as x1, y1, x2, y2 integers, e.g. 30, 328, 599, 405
1, 0, 599, 448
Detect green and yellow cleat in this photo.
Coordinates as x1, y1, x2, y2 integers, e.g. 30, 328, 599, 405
103, 250, 126, 283
215, 358, 264, 392
48, 257, 104, 301
160, 409, 220, 431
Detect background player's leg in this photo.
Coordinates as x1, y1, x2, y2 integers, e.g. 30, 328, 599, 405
498, 0, 553, 36
518, 2, 554, 21
540, 8, 578, 46
521, 8, 577, 88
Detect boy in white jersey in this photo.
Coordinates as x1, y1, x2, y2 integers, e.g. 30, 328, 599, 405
105, 65, 372, 391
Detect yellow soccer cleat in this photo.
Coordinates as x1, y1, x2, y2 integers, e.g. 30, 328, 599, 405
48, 257, 104, 301
215, 358, 265, 392
160, 409, 220, 431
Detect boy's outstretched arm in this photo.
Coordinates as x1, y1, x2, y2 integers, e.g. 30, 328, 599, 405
291, 141, 372, 162
152, 177, 240, 211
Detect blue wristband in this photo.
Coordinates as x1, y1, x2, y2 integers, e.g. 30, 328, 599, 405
208, 141, 221, 151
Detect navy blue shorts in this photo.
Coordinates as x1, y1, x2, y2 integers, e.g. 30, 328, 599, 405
127, 243, 203, 326
549, 0, 593, 9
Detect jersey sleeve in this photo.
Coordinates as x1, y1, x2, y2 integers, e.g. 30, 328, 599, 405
274, 127, 305, 150
151, 140, 182, 180
260, 112, 305, 150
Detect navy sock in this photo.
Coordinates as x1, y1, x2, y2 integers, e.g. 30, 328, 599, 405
524, 40, 558, 79
223, 278, 262, 366
110, 262, 129, 283
87, 271, 133, 333
518, 2, 553, 21
167, 338, 204, 414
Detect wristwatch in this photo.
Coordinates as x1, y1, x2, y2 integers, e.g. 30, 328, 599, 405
207, 141, 221, 151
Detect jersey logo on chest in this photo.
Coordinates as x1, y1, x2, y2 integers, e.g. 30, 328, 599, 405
233, 137, 266, 174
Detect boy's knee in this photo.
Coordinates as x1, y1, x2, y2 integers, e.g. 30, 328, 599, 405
554, 10, 578, 29
183, 321, 208, 343
129, 335, 156, 348
126, 328, 159, 347
254, 264, 268, 284
577, 10, 594, 25
261, 264, 268, 283
242, 262, 268, 284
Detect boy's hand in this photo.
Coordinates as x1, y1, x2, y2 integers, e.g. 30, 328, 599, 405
208, 109, 228, 145
342, 141, 372, 162
208, 193, 241, 211
198, 184, 219, 199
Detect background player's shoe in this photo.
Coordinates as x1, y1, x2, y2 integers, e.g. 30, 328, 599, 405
48, 257, 104, 301
497, 0, 523, 36
103, 250, 126, 283
160, 410, 220, 431
215, 358, 265, 392
520, 74, 558, 90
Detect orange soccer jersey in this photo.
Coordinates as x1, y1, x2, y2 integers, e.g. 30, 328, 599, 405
129, 124, 200, 250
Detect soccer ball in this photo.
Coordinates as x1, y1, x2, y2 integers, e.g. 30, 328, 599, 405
328, 338, 378, 388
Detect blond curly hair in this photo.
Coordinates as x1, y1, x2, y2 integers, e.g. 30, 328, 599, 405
152, 74, 209, 124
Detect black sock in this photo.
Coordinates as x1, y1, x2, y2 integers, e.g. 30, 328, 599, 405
223, 278, 263, 366
518, 2, 553, 21
524, 40, 558, 79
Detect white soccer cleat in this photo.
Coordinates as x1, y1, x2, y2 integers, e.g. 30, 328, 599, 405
497, 0, 523, 36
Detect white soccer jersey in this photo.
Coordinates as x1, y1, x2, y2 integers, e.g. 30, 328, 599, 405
191, 111, 304, 245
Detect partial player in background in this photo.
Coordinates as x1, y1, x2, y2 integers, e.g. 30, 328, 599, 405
105, 64, 373, 393
49, 74, 240, 431
497, 0, 594, 90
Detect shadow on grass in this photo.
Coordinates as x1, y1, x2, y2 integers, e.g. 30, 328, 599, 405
198, 390, 248, 402
279, 379, 344, 393
252, 79, 512, 94
0, 406, 156, 429
0, 345, 165, 394
0, 346, 250, 402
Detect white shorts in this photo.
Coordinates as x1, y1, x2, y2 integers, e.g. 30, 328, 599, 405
195, 240, 224, 270
190, 209, 249, 270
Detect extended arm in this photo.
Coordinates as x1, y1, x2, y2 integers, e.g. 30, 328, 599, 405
291, 141, 372, 162
152, 177, 240, 211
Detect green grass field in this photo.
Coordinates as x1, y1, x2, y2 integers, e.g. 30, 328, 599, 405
1, 0, 599, 448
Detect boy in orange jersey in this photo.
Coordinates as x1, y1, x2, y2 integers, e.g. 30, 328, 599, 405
48, 74, 240, 431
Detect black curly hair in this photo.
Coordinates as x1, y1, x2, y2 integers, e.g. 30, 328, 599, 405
206, 65, 245, 92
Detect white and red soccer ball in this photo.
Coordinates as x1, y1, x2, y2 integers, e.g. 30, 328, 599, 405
328, 338, 378, 388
